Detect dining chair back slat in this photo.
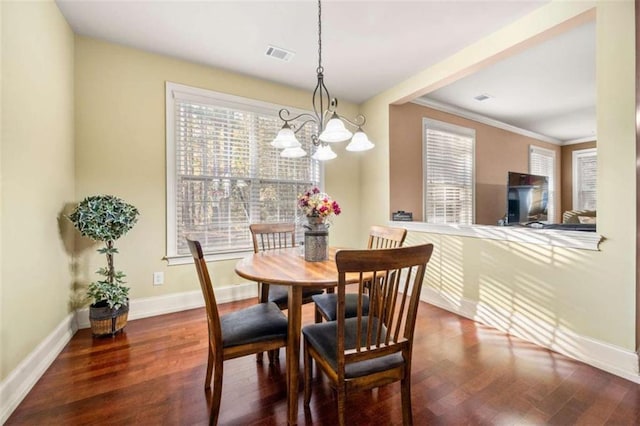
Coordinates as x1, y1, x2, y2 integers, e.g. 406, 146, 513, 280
367, 225, 407, 249
312, 224, 409, 323
250, 222, 296, 253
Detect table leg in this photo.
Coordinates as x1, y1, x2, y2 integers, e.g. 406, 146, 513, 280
287, 285, 302, 425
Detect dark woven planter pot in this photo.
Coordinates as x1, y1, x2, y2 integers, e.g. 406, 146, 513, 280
89, 301, 129, 337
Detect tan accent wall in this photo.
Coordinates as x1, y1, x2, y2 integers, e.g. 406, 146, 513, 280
1, 1, 75, 380
390, 102, 561, 224
561, 141, 597, 213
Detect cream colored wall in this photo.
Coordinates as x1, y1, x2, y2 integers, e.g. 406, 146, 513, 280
360, 0, 637, 350
1, 1, 75, 380
74, 37, 364, 303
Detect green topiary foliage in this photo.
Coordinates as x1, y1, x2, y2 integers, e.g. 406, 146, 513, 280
68, 195, 139, 242
68, 195, 140, 310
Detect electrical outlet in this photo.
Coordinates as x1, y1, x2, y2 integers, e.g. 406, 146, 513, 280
153, 272, 164, 286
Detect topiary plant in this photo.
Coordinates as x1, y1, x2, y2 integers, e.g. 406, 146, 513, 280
68, 195, 140, 310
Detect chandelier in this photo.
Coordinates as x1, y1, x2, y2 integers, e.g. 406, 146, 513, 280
270, 0, 374, 161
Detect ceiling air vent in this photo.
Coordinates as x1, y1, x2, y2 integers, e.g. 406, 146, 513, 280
265, 45, 294, 62
474, 93, 492, 101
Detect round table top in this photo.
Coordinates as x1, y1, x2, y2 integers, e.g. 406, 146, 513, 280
235, 247, 342, 288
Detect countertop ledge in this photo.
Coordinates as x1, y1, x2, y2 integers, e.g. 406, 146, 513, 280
390, 221, 604, 251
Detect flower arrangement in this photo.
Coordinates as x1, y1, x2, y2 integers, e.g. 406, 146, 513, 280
297, 187, 341, 219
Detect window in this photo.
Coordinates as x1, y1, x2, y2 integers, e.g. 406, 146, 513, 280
423, 118, 475, 224
166, 82, 320, 261
529, 145, 556, 222
572, 148, 597, 210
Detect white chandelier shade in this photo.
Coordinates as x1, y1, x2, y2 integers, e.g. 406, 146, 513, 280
280, 146, 307, 158
318, 112, 353, 143
346, 128, 375, 152
311, 144, 337, 161
271, 124, 301, 149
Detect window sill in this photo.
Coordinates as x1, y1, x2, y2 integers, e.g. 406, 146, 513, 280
165, 250, 254, 266
391, 221, 603, 251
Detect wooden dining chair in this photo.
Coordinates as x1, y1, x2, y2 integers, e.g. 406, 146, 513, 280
250, 222, 325, 360
311, 224, 408, 322
186, 237, 288, 426
250, 222, 325, 308
302, 243, 434, 426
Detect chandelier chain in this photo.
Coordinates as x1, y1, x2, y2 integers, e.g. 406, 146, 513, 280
317, 0, 323, 73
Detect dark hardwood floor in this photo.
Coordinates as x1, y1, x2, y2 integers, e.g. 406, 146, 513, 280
7, 298, 640, 425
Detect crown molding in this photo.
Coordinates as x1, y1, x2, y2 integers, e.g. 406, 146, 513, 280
412, 98, 563, 145
562, 136, 597, 146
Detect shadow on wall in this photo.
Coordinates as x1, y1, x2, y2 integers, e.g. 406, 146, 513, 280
57, 202, 98, 311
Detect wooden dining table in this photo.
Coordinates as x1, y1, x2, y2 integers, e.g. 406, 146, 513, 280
234, 246, 346, 425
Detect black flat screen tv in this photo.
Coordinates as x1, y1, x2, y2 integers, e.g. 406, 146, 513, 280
507, 171, 549, 224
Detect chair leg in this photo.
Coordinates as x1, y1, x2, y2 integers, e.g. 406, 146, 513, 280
205, 342, 214, 390
209, 356, 224, 426
256, 352, 264, 362
304, 339, 313, 406
336, 386, 346, 426
400, 375, 413, 426
267, 348, 279, 364
314, 306, 323, 323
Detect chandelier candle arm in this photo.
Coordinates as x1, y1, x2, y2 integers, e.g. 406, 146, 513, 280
270, 0, 374, 161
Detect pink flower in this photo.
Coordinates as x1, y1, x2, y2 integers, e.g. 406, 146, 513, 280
297, 187, 341, 219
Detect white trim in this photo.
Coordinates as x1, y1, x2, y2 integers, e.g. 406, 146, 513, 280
572, 147, 597, 210
422, 117, 476, 224
395, 221, 603, 251
165, 82, 178, 258
76, 283, 258, 328
420, 286, 639, 383
165, 81, 322, 260
562, 136, 597, 146
412, 97, 563, 145
0, 313, 78, 424
529, 145, 556, 223
165, 249, 254, 266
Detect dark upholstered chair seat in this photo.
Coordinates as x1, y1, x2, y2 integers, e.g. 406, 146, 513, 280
302, 317, 403, 379
268, 284, 324, 308
311, 293, 370, 322
221, 302, 288, 347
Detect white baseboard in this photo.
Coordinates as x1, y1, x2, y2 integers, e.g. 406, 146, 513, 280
0, 283, 257, 423
0, 312, 78, 424
75, 282, 258, 329
420, 286, 640, 383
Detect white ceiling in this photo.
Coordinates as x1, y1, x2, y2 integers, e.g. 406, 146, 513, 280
55, 0, 595, 143
419, 20, 596, 144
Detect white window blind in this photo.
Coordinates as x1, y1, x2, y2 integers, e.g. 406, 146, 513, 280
166, 82, 320, 258
423, 119, 475, 224
572, 148, 597, 210
529, 145, 556, 222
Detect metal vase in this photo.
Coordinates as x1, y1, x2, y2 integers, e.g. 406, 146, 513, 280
304, 216, 328, 262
